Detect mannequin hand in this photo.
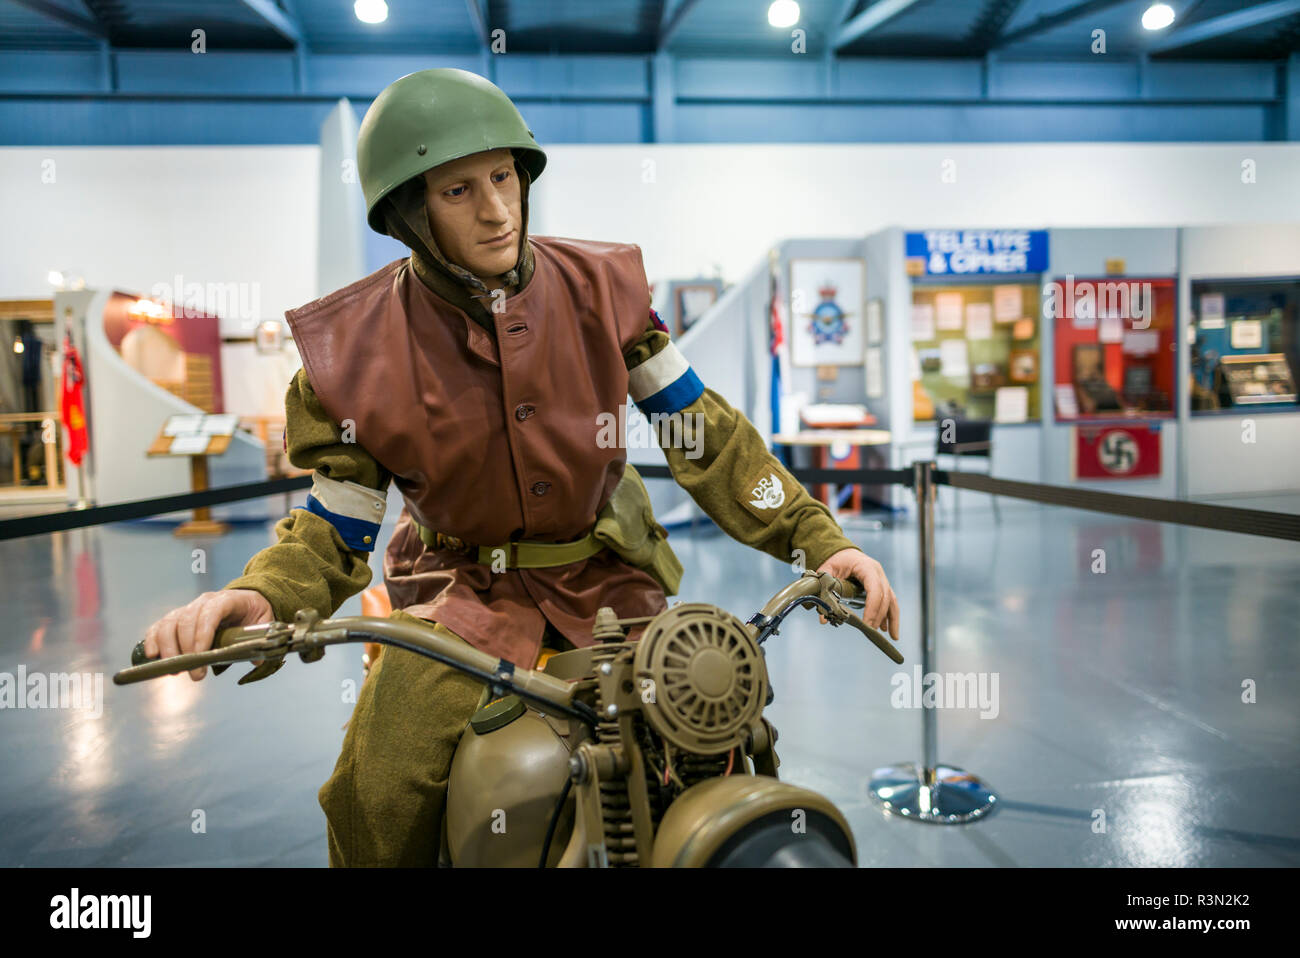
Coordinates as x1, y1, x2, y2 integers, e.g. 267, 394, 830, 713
816, 548, 900, 640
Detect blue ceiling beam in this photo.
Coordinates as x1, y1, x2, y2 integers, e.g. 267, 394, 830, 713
9, 0, 108, 40
992, 0, 1133, 49
1146, 0, 1300, 53
240, 0, 306, 46
833, 0, 924, 50
658, 0, 701, 51
830, 0, 861, 33
1285, 53, 1300, 139
465, 0, 490, 47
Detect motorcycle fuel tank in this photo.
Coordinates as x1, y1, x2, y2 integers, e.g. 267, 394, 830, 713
445, 696, 576, 867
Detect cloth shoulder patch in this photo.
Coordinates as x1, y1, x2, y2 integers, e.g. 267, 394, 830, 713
649, 308, 670, 334
738, 467, 793, 524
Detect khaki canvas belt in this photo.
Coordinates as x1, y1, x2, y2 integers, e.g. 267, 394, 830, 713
415, 521, 606, 569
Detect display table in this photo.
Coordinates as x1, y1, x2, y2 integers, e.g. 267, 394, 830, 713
772, 429, 892, 513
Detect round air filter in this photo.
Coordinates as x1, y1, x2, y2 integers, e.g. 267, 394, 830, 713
633, 604, 767, 755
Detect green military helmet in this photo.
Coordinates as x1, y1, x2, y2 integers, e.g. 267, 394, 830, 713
357, 68, 547, 234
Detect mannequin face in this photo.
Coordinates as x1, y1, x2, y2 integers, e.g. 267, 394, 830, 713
422, 148, 522, 286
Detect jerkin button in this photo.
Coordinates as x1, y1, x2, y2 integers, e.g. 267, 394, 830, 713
531, 481, 550, 496
515, 403, 535, 421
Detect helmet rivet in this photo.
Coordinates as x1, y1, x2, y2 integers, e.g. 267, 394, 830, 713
416, 144, 427, 155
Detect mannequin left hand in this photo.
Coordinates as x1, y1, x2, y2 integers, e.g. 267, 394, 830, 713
816, 547, 900, 640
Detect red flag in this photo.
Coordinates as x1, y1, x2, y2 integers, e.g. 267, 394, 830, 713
60, 337, 88, 466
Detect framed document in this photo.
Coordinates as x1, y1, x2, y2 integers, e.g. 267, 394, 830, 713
790, 259, 865, 366
672, 280, 722, 336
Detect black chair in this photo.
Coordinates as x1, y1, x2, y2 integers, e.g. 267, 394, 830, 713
935, 419, 1000, 524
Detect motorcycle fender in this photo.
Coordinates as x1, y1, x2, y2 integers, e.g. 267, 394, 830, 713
650, 775, 857, 868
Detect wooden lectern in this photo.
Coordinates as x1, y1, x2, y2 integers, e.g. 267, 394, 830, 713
147, 414, 237, 537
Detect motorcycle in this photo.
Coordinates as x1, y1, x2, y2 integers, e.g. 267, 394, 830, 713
115, 571, 903, 867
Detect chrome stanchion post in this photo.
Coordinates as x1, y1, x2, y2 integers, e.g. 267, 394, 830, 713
867, 459, 998, 824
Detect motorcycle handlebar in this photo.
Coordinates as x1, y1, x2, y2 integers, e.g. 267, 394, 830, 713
752, 573, 903, 664
121, 572, 900, 694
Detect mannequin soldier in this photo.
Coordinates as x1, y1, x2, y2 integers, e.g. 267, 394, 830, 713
143, 69, 900, 867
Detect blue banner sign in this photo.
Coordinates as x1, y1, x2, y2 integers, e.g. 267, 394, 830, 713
905, 230, 1049, 275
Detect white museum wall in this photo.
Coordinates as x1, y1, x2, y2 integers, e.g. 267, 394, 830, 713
6, 141, 1298, 338
533, 143, 1300, 295
0, 145, 319, 338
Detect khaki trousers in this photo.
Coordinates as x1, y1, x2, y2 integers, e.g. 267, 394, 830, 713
318, 610, 485, 867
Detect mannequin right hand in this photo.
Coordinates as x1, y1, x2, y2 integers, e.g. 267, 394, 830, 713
143, 589, 274, 681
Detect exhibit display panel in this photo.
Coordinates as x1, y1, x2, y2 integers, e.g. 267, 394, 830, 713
1189, 277, 1299, 414
1180, 225, 1300, 499
910, 280, 1042, 424
1050, 277, 1177, 421
904, 230, 1048, 427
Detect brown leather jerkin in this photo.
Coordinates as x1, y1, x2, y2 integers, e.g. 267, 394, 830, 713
285, 236, 670, 668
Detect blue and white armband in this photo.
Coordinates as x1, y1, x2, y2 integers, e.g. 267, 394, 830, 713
628, 340, 704, 416
303, 472, 387, 552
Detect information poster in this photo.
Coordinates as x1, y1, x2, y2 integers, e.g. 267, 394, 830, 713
994, 386, 1029, 423
911, 303, 936, 340
993, 285, 1023, 322
1199, 292, 1226, 329
866, 298, 884, 344
965, 303, 993, 339
939, 339, 970, 377
935, 292, 964, 331
1230, 319, 1263, 349
1054, 384, 1079, 419
865, 347, 884, 398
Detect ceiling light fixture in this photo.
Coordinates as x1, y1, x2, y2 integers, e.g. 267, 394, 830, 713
354, 0, 388, 25
1142, 3, 1175, 31
768, 1, 800, 29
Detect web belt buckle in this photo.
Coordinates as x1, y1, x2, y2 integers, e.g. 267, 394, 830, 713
435, 532, 473, 556
506, 541, 519, 568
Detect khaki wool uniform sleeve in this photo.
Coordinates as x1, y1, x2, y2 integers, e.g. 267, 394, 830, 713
222, 368, 392, 623
624, 318, 858, 572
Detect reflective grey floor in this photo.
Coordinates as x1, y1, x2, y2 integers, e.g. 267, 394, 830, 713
1, 487, 1297, 867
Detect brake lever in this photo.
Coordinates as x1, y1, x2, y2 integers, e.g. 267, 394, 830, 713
820, 574, 904, 665
113, 624, 297, 686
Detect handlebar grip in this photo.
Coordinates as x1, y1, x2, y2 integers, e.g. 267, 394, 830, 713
832, 575, 865, 599
129, 623, 270, 667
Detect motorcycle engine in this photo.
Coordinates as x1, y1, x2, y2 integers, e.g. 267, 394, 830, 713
632, 603, 768, 756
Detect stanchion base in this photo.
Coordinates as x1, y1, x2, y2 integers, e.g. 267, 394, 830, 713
868, 762, 998, 824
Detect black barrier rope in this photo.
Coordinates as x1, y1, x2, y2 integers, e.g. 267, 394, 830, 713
943, 471, 1300, 543
1, 464, 1295, 543
0, 467, 911, 541
633, 463, 912, 486
0, 475, 312, 541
